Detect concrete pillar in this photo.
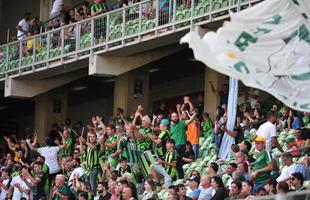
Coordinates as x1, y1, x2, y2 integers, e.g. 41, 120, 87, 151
114, 67, 149, 116
204, 68, 226, 120
40, 0, 53, 21
0, 0, 2, 28
35, 87, 68, 145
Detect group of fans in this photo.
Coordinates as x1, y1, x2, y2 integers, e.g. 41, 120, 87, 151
0, 87, 309, 200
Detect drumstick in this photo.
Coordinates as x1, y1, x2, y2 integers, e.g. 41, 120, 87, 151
71, 129, 80, 137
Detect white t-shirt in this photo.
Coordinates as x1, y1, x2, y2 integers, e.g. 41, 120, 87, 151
11, 176, 32, 200
277, 163, 309, 182
256, 121, 276, 152
17, 19, 29, 40
51, 0, 63, 17
37, 146, 61, 174
0, 179, 9, 200
198, 187, 213, 200
68, 167, 85, 186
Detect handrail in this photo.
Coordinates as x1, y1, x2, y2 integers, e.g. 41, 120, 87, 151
0, 0, 263, 78
16, 1, 88, 40
0, 0, 156, 48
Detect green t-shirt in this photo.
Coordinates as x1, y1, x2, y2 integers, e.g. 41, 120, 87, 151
201, 119, 213, 138
31, 171, 46, 196
164, 150, 178, 178
90, 3, 108, 15
52, 185, 70, 200
170, 120, 187, 145
253, 151, 272, 183
302, 116, 310, 127
105, 134, 117, 155
84, 143, 101, 169
155, 130, 170, 158
118, 136, 138, 164
59, 137, 74, 157
137, 127, 152, 151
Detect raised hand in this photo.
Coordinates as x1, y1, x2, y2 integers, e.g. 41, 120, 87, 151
79, 136, 86, 143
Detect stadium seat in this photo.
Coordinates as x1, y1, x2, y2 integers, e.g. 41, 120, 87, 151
194, 1, 210, 16
212, 0, 229, 10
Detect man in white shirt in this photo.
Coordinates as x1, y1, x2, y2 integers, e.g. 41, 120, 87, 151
27, 134, 67, 176
16, 12, 31, 40
198, 176, 213, 200
51, 0, 64, 18
9, 167, 32, 200
277, 153, 309, 182
255, 111, 283, 153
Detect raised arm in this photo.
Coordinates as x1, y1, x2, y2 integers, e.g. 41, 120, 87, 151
185, 96, 195, 112
132, 105, 143, 126
3, 137, 16, 151
185, 111, 197, 126
58, 132, 68, 150
26, 138, 37, 151
176, 104, 182, 119
31, 133, 38, 147
79, 137, 85, 154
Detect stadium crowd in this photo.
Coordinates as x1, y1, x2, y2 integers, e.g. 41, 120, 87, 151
15, 0, 159, 41
0, 83, 309, 200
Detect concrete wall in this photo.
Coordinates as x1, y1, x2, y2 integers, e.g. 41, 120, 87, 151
150, 74, 205, 102
35, 87, 68, 144
0, 0, 40, 37
68, 95, 114, 125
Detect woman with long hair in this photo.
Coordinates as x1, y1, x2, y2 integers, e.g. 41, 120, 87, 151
211, 176, 228, 200
142, 179, 159, 200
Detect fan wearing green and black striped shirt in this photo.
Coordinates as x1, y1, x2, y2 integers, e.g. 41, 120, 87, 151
79, 131, 102, 195
150, 138, 177, 189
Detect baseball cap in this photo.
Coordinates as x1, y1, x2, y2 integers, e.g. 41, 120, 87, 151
254, 136, 266, 143
188, 176, 200, 185
160, 119, 170, 126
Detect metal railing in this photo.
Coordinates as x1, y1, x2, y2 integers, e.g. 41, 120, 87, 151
242, 190, 310, 200
0, 0, 262, 80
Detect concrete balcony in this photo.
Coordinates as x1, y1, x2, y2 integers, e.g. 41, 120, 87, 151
0, 0, 262, 82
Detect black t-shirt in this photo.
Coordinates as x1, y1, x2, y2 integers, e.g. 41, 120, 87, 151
219, 91, 228, 106
183, 149, 195, 164
33, 171, 47, 197
99, 192, 112, 200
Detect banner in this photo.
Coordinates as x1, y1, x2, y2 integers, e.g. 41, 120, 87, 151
181, 0, 310, 112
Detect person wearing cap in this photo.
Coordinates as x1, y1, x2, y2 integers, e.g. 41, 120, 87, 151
149, 119, 170, 159
186, 176, 201, 200
255, 110, 283, 153
250, 136, 273, 193
276, 153, 309, 182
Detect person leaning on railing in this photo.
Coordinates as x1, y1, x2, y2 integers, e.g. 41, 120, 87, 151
91, 0, 109, 43
24, 31, 41, 57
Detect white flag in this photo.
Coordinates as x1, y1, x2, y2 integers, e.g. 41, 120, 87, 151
181, 0, 310, 112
